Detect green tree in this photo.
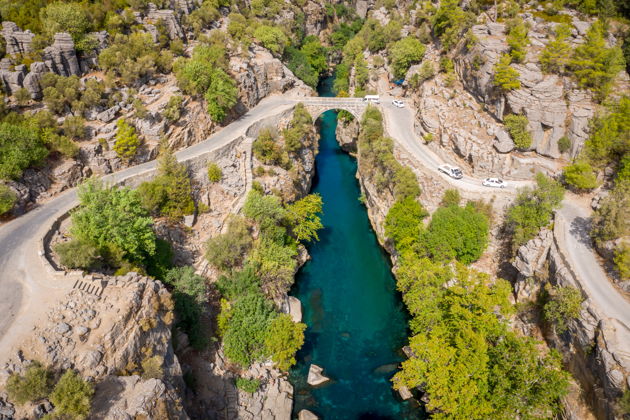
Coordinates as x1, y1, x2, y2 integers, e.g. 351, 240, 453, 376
207, 162, 223, 182
569, 23, 625, 99
0, 183, 16, 215
163, 95, 183, 123
285, 194, 323, 243
252, 129, 284, 165
48, 370, 94, 420
493, 54, 521, 91
614, 244, 630, 281
206, 217, 252, 270
582, 96, 630, 171
54, 239, 100, 270
40, 2, 89, 41
164, 266, 208, 349
113, 119, 141, 160
63, 116, 87, 140
563, 161, 599, 190
507, 173, 565, 251
250, 237, 297, 297
540, 24, 572, 74
204, 68, 238, 122
0, 122, 48, 180
558, 136, 572, 154
591, 181, 630, 243
71, 179, 156, 264
264, 314, 306, 371
14, 87, 31, 106
432, 0, 471, 51
504, 114, 532, 149
421, 203, 489, 264
543, 285, 584, 333
41, 129, 79, 158
389, 37, 426, 79
441, 189, 461, 207
384, 197, 428, 250
254, 25, 288, 55
506, 18, 529, 63
235, 377, 260, 393
6, 363, 53, 405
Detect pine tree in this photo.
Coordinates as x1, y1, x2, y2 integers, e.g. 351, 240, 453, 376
493, 54, 521, 91
540, 24, 572, 74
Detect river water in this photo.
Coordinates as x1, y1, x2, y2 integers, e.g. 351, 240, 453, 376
288, 77, 422, 419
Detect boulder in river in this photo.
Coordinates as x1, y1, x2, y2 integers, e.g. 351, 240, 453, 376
299, 409, 319, 420
307, 364, 330, 386
288, 296, 302, 323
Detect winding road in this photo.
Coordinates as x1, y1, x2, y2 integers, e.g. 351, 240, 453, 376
0, 92, 628, 362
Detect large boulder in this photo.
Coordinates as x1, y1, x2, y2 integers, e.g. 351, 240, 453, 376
0, 59, 26, 95
307, 364, 330, 386
43, 33, 81, 76
22, 61, 48, 99
2, 22, 34, 55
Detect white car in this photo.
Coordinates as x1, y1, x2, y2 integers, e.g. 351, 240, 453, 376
438, 164, 463, 179
392, 99, 405, 108
482, 177, 507, 188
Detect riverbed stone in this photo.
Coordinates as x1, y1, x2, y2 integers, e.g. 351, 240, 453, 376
307, 364, 330, 386
288, 296, 302, 323
299, 409, 319, 420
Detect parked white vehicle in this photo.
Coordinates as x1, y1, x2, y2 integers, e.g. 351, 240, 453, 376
363, 95, 380, 104
438, 164, 463, 179
482, 177, 507, 188
392, 99, 405, 108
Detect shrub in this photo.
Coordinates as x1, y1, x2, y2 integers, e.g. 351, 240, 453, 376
614, 244, 630, 281
264, 314, 306, 371
389, 37, 426, 79
504, 114, 532, 150
217, 265, 262, 301
420, 203, 489, 264
163, 95, 183, 123
54, 239, 100, 270
63, 116, 87, 140
285, 194, 323, 243
207, 162, 223, 182
14, 87, 31, 106
591, 181, 630, 244
432, 0, 472, 51
141, 355, 164, 380
41, 129, 79, 158
582, 96, 630, 172
0, 184, 17, 215
40, 2, 89, 41
235, 377, 260, 393
507, 173, 565, 251
48, 370, 94, 420
164, 266, 208, 349
113, 119, 141, 160
441, 189, 461, 207
204, 68, 238, 122
558, 136, 571, 154
250, 237, 297, 297
384, 197, 428, 250
493, 54, 521, 91
543, 285, 583, 333
41, 74, 82, 115
252, 129, 284, 165
71, 179, 156, 264
99, 32, 166, 85
540, 24, 572, 74
6, 363, 53, 405
569, 23, 625, 99
506, 18, 529, 63
136, 149, 195, 219
206, 217, 252, 270
0, 122, 48, 180
254, 25, 288, 55
563, 161, 598, 190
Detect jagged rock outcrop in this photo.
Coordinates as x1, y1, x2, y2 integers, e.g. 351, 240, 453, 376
144, 4, 185, 40
307, 364, 330, 386
455, 19, 599, 159
512, 228, 553, 300
22, 62, 47, 99
230, 47, 312, 111
1, 22, 34, 55
43, 33, 81, 76
0, 273, 188, 419
0, 59, 26, 95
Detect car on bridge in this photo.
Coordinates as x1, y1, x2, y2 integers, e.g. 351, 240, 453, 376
392, 99, 405, 108
482, 177, 507, 188
363, 95, 380, 104
438, 164, 463, 179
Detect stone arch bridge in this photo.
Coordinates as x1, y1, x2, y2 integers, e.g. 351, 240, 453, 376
300, 97, 370, 120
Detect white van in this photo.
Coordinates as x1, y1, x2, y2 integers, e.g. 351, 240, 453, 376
363, 95, 380, 104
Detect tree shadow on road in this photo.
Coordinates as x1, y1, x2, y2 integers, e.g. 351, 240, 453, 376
569, 216, 593, 248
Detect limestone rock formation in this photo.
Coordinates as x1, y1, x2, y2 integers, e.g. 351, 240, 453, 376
22, 62, 48, 99
0, 59, 26, 95
456, 20, 598, 159
307, 364, 330, 386
1, 22, 34, 55
299, 409, 319, 420
145, 4, 185, 40
43, 33, 81, 76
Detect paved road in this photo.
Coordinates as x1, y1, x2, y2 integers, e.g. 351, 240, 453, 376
0, 94, 296, 355
556, 199, 630, 328
1, 92, 628, 357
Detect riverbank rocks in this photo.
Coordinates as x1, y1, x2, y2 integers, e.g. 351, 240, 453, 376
307, 364, 330, 386
288, 296, 302, 323
299, 409, 319, 420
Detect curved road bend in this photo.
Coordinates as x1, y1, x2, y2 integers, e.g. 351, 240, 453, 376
380, 95, 630, 334
0, 94, 296, 357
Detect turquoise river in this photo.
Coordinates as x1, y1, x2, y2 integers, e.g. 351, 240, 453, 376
288, 77, 424, 419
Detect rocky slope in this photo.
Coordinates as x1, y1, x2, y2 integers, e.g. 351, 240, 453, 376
0, 273, 189, 420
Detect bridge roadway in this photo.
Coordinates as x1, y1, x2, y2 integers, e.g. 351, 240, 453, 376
0, 93, 628, 362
